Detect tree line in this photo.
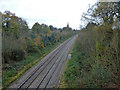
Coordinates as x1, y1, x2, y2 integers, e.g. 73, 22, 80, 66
2, 11, 76, 64
80, 2, 120, 87
62, 2, 120, 88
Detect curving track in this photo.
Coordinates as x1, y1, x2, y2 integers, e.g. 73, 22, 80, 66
9, 35, 77, 89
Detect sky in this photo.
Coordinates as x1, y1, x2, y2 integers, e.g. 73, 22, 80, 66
0, 0, 97, 29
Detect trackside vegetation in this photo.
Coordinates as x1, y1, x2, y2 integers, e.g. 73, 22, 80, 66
2, 11, 76, 88
60, 2, 119, 88
3, 37, 71, 88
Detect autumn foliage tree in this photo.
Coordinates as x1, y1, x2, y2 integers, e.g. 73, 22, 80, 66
2, 10, 75, 64
79, 2, 120, 87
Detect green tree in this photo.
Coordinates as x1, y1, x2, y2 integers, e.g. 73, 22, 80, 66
32, 22, 41, 33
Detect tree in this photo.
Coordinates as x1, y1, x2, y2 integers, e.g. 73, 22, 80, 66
82, 2, 120, 25
34, 35, 41, 49
26, 37, 38, 52
2, 10, 29, 38
49, 25, 54, 31
32, 22, 41, 33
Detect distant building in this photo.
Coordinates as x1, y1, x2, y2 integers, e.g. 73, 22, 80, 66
67, 23, 69, 28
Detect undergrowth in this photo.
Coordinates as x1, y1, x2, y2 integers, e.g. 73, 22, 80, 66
2, 37, 70, 88
60, 30, 119, 88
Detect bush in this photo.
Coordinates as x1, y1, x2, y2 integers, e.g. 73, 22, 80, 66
26, 37, 38, 53
62, 26, 119, 88
11, 48, 26, 61
2, 36, 26, 63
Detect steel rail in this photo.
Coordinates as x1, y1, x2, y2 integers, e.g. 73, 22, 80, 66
16, 38, 72, 89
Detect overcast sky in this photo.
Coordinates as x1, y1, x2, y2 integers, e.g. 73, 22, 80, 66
0, 0, 97, 29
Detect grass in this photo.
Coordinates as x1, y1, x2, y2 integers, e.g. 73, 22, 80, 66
60, 30, 119, 88
2, 37, 70, 88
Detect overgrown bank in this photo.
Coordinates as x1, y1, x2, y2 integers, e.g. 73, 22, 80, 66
60, 29, 119, 88
60, 2, 119, 88
3, 36, 72, 88
2, 11, 76, 88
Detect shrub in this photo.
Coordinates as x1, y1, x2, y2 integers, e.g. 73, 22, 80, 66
11, 48, 26, 61
26, 37, 38, 53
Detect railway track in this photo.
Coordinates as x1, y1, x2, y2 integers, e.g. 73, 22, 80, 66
9, 35, 77, 89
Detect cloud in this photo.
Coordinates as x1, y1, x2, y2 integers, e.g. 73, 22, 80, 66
0, 0, 97, 29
